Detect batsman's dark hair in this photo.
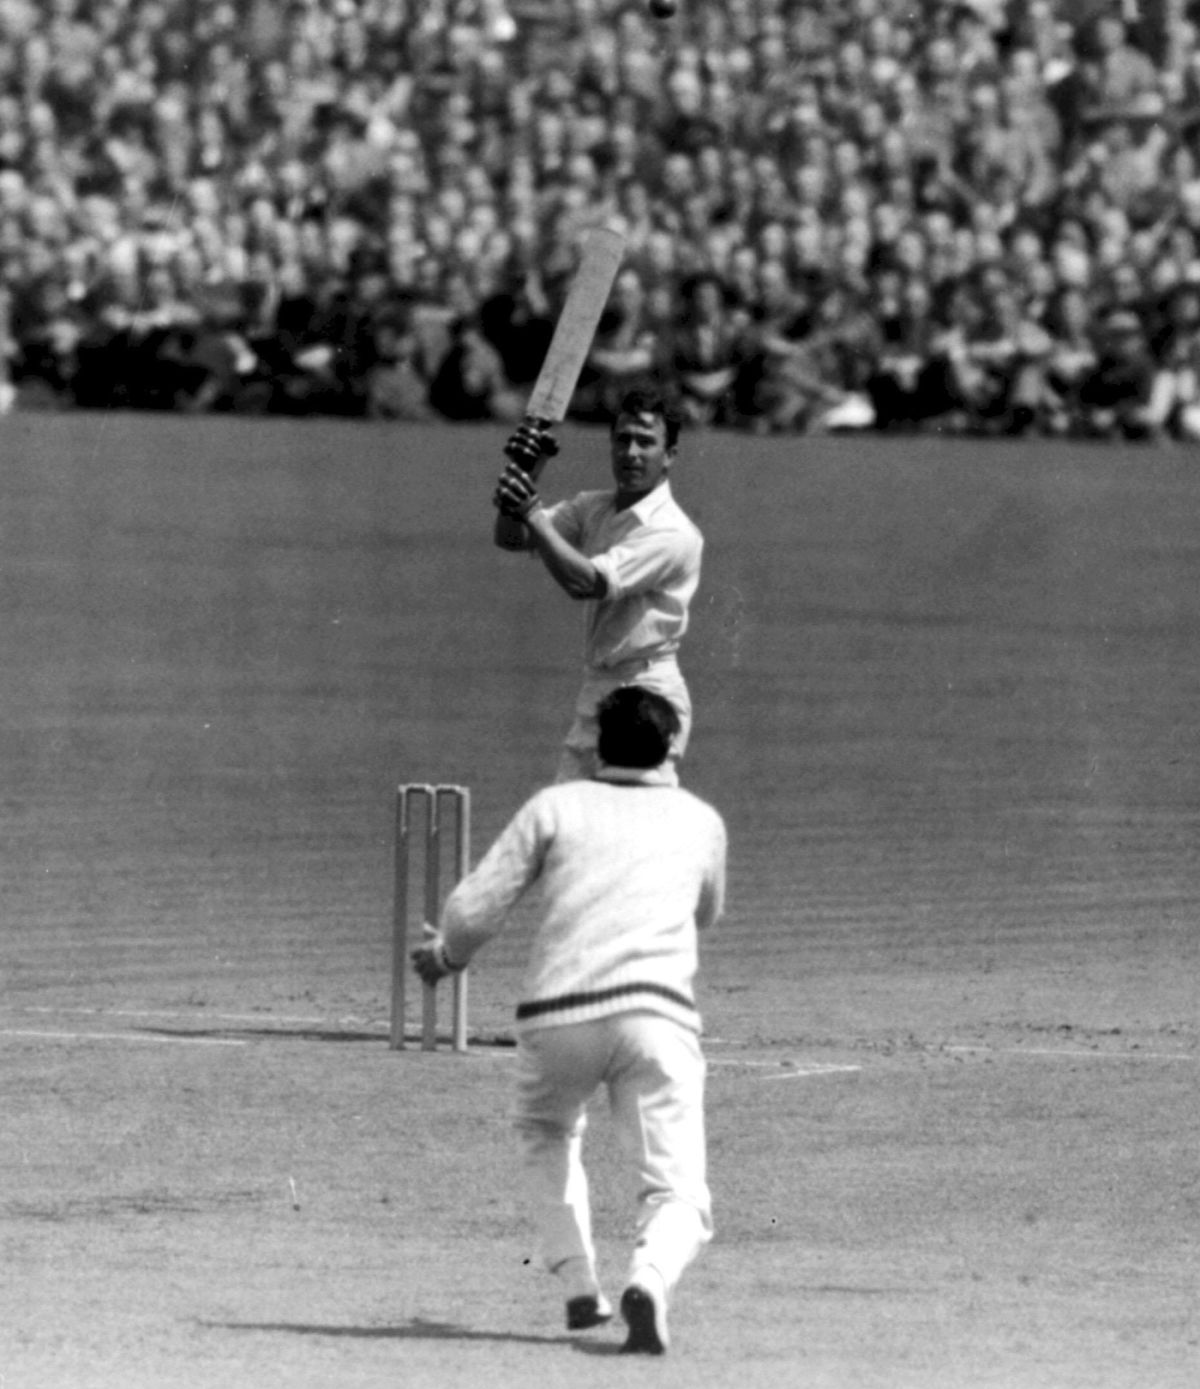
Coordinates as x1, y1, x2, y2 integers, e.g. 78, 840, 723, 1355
612, 387, 683, 449
596, 685, 681, 769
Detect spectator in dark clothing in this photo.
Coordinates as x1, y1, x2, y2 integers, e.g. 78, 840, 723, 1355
254, 275, 348, 415
477, 263, 558, 392
954, 276, 1053, 435
1147, 277, 1200, 440
364, 307, 434, 421
427, 316, 523, 422
867, 275, 950, 431
1041, 285, 1101, 435
730, 258, 824, 432
668, 272, 744, 426
9, 277, 84, 408
1077, 307, 1157, 439
920, 276, 995, 433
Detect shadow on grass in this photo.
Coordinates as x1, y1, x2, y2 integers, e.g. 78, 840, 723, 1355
203, 1318, 625, 1354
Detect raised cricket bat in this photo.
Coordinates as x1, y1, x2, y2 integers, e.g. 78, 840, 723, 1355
494, 225, 626, 548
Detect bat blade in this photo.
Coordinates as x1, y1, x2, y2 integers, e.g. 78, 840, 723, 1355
524, 225, 626, 425
494, 226, 625, 549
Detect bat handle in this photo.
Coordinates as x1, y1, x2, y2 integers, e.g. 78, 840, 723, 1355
494, 512, 530, 549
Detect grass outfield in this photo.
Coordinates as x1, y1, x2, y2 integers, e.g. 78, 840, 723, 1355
0, 412, 1197, 1388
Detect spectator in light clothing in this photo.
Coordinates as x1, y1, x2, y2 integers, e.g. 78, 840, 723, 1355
412, 686, 727, 1354
1078, 14, 1162, 113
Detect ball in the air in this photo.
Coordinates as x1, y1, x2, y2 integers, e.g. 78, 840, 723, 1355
648, 0, 677, 18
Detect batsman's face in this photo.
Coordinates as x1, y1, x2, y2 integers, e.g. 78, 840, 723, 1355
610, 412, 674, 504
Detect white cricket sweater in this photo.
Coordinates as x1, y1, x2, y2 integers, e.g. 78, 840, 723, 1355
440, 768, 726, 1034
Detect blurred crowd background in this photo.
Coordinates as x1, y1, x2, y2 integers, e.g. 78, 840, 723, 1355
4, 0, 1200, 439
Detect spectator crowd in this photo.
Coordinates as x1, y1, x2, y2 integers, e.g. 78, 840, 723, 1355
5, 0, 1200, 440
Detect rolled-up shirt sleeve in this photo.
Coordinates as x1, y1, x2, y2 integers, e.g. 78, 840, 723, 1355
591, 523, 701, 601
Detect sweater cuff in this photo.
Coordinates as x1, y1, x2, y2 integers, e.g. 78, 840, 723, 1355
439, 942, 468, 973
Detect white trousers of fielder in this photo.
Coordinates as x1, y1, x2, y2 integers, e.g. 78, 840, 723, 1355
514, 1011, 712, 1298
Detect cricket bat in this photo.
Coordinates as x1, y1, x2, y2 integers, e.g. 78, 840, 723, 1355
494, 225, 626, 549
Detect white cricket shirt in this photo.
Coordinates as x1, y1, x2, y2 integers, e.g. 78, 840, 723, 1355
544, 481, 703, 672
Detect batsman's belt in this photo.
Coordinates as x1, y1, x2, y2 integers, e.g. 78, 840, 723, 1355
587, 652, 682, 680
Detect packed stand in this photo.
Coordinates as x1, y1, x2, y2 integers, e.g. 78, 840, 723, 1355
5, 0, 1200, 440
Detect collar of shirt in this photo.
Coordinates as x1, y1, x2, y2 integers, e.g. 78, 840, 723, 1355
593, 762, 676, 786
614, 478, 675, 522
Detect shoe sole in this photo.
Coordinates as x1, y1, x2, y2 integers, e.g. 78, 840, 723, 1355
566, 1295, 613, 1331
620, 1286, 666, 1354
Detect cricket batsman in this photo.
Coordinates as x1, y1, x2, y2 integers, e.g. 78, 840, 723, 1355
493, 387, 703, 785
412, 686, 726, 1354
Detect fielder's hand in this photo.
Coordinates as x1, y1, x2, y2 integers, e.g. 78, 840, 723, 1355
504, 419, 559, 471
411, 924, 466, 987
494, 460, 544, 519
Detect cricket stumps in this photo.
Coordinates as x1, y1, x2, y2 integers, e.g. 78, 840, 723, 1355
391, 783, 470, 1052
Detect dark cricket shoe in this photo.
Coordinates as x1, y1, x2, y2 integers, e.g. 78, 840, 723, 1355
620, 1281, 669, 1354
566, 1293, 613, 1331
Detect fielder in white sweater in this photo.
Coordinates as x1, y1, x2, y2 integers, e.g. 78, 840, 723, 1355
413, 687, 727, 1355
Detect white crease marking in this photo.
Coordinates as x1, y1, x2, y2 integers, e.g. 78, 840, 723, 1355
0, 1028, 246, 1047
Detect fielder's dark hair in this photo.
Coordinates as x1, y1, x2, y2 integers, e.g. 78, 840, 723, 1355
596, 685, 681, 769
612, 387, 682, 449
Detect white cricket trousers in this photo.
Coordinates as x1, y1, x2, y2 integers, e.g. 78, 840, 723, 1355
514, 1011, 712, 1296
555, 659, 692, 785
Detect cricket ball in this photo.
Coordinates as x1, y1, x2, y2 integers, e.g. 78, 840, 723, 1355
648, 0, 677, 18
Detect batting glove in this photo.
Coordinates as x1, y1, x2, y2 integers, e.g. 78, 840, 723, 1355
494, 460, 543, 519
504, 420, 559, 472
411, 925, 467, 986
